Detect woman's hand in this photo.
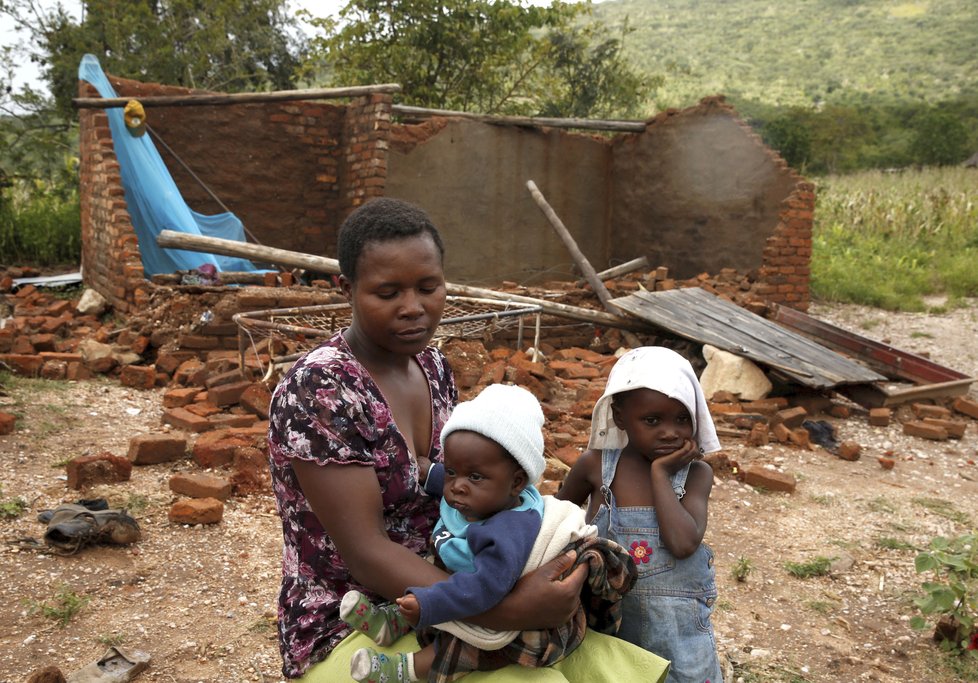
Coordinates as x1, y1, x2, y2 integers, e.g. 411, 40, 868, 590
469, 550, 588, 631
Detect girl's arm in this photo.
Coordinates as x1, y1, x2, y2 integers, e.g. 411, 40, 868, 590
555, 448, 601, 506
651, 447, 714, 558
294, 459, 587, 630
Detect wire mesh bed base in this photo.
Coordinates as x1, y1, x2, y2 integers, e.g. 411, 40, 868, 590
233, 296, 542, 379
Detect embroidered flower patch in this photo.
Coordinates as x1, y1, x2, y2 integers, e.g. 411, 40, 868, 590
629, 540, 652, 564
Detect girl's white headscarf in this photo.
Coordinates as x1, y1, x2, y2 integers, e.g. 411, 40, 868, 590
588, 346, 722, 453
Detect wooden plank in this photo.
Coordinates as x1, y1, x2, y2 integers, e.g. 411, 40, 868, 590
770, 303, 970, 384
609, 288, 885, 389
74, 83, 402, 109
392, 104, 647, 132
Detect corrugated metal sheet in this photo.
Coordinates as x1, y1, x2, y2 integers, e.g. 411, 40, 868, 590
609, 287, 886, 389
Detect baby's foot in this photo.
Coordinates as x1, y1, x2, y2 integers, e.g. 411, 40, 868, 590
340, 590, 412, 645
350, 647, 416, 682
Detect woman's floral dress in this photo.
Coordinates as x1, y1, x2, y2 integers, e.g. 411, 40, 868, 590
267, 331, 457, 679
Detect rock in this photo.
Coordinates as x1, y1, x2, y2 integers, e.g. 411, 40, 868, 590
76, 288, 108, 316
700, 344, 772, 401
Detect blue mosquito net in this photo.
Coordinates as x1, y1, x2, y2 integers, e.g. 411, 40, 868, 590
78, 54, 260, 277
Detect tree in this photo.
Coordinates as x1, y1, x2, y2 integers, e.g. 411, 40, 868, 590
910, 108, 969, 166
302, 0, 652, 118
3, 0, 305, 121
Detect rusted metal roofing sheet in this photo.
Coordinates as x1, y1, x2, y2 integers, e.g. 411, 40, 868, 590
608, 287, 886, 389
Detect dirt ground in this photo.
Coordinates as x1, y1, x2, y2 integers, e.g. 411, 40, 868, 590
1, 298, 977, 683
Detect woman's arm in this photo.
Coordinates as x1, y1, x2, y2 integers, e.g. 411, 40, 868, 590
295, 458, 587, 630
293, 459, 448, 599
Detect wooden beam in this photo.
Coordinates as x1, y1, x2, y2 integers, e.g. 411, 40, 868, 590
74, 83, 402, 109
526, 180, 644, 347
155, 230, 649, 331
392, 104, 646, 133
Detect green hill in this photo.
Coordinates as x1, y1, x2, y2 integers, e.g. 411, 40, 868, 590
594, 0, 978, 110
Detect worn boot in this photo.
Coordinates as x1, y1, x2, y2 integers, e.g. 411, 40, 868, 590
42, 504, 140, 554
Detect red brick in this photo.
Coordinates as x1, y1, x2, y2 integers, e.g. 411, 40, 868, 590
952, 397, 978, 420
239, 383, 271, 419
911, 403, 952, 419
169, 472, 232, 501
772, 406, 808, 429
549, 360, 600, 380
120, 364, 157, 389
162, 407, 213, 433
902, 420, 949, 441
878, 457, 896, 470
747, 423, 769, 447
740, 463, 796, 493
836, 441, 861, 461
128, 433, 189, 465
208, 413, 259, 429
771, 422, 792, 444
231, 446, 271, 494
788, 427, 811, 449
168, 497, 224, 525
163, 387, 202, 408
868, 408, 891, 427
921, 418, 967, 439
207, 380, 254, 407
0, 411, 16, 435
66, 452, 132, 490
0, 353, 44, 376
192, 427, 266, 469
40, 360, 68, 380
552, 446, 583, 468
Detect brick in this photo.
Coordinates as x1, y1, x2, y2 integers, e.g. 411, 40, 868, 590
207, 380, 254, 407
208, 413, 259, 429
788, 428, 811, 449
0, 353, 44, 376
239, 383, 271, 419
921, 417, 967, 439
205, 368, 247, 389
40, 360, 68, 380
878, 457, 896, 470
952, 397, 978, 420
168, 497, 224, 525
192, 427, 266, 469
747, 423, 769, 447
163, 387, 202, 408
902, 420, 949, 441
836, 441, 861, 461
740, 463, 796, 493
868, 408, 891, 427
772, 406, 808, 429
231, 446, 271, 494
66, 452, 132, 490
128, 433, 189, 465
912, 403, 952, 420
771, 422, 792, 444
162, 407, 213, 433
120, 364, 157, 389
0, 411, 16, 435
169, 472, 232, 501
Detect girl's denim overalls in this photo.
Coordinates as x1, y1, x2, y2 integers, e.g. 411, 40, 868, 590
592, 449, 723, 683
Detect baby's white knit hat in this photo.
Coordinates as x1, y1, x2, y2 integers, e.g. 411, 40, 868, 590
440, 384, 546, 484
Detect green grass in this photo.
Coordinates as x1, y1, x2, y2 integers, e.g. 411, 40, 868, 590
784, 556, 833, 579
731, 556, 753, 582
0, 486, 28, 519
25, 585, 90, 628
812, 167, 978, 310
875, 536, 916, 552
912, 497, 972, 525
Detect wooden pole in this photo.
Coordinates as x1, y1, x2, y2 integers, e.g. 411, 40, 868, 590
392, 104, 647, 133
576, 256, 650, 286
155, 230, 649, 331
74, 83, 402, 109
526, 180, 645, 347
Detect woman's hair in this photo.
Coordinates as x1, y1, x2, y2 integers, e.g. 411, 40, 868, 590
337, 197, 445, 281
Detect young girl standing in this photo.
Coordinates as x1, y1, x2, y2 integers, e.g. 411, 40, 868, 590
557, 346, 724, 683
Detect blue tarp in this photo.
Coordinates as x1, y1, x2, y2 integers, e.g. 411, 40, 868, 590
78, 54, 260, 277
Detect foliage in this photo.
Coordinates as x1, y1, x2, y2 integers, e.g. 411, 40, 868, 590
731, 556, 753, 582
301, 0, 651, 118
0, 485, 27, 519
783, 556, 832, 579
2, 0, 305, 121
911, 108, 971, 166
25, 585, 90, 628
598, 0, 978, 111
0, 180, 80, 265
911, 532, 978, 656
811, 167, 978, 309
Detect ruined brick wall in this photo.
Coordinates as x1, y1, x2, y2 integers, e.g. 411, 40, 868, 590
77, 75, 393, 308
77, 104, 146, 314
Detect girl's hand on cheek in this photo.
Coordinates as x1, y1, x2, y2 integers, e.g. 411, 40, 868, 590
653, 439, 701, 474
